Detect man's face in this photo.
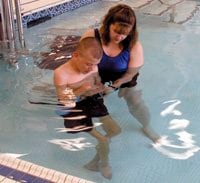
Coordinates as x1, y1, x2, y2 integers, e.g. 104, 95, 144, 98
77, 50, 100, 74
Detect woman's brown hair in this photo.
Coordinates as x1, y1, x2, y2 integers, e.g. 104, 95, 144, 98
100, 4, 138, 49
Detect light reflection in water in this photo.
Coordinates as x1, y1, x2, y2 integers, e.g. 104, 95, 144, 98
49, 137, 93, 151
153, 99, 200, 160
49, 123, 102, 151
160, 99, 182, 116
55, 122, 102, 132
0, 153, 28, 158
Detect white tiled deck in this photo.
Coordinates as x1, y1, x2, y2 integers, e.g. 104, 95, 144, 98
0, 154, 94, 183
19, 0, 72, 15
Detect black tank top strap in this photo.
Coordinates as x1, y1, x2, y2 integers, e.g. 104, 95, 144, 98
94, 29, 101, 43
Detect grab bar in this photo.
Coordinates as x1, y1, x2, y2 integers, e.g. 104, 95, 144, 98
0, 0, 25, 49
0, 0, 16, 50
14, 0, 25, 48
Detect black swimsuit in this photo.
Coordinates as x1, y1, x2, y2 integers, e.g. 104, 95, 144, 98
95, 29, 139, 88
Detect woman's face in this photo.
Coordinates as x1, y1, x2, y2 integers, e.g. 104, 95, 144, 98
109, 22, 132, 43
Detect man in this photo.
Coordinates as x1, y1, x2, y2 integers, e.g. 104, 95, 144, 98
54, 37, 120, 179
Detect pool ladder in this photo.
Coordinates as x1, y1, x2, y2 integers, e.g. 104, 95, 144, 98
0, 0, 25, 50
0, 0, 25, 68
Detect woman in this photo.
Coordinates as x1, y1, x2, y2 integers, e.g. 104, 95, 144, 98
82, 4, 160, 142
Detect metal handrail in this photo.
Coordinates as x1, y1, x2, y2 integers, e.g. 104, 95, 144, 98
0, 0, 25, 49
0, 0, 16, 50
14, 0, 25, 48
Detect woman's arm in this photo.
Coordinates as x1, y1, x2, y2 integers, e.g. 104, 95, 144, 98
112, 41, 144, 88
112, 67, 141, 88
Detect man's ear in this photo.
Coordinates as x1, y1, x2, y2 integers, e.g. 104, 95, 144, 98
72, 51, 79, 58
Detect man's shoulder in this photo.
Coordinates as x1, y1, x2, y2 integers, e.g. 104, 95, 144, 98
54, 62, 69, 74
54, 63, 70, 84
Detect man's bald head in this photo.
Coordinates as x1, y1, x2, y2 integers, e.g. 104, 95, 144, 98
76, 37, 103, 60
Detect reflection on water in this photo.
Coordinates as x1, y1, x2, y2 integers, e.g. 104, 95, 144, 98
153, 99, 200, 160
27, 83, 58, 105
55, 122, 102, 133
0, 153, 28, 158
160, 99, 182, 116
49, 137, 93, 151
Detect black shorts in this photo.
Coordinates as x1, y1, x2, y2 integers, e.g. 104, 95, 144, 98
56, 94, 108, 133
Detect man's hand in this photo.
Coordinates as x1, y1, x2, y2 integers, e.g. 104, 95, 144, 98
83, 82, 105, 96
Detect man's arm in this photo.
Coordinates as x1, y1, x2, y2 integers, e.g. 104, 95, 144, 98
53, 68, 76, 106
76, 73, 105, 96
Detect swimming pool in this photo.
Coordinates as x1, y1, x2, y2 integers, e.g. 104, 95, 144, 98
1, 1, 200, 183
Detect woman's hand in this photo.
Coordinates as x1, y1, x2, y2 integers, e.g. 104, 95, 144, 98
112, 79, 122, 88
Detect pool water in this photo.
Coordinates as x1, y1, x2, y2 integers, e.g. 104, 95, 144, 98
1, 1, 200, 183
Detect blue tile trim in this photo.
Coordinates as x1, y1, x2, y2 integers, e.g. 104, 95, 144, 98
0, 164, 52, 183
22, 0, 101, 27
